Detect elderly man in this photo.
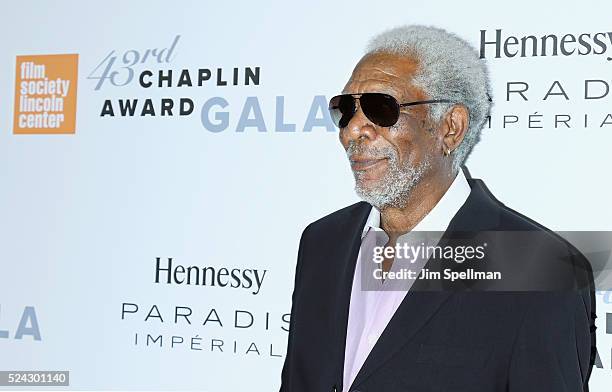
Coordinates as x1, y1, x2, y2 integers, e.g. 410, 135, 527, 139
280, 25, 595, 392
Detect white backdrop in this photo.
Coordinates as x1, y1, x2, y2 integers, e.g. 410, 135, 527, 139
1, 0, 612, 390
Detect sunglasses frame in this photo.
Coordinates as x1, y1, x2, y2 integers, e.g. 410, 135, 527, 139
328, 92, 455, 128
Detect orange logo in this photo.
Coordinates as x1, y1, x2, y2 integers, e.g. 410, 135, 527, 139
13, 54, 78, 134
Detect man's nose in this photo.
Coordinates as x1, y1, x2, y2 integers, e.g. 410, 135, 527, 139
339, 103, 377, 146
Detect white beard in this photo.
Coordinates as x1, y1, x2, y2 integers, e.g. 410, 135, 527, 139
347, 141, 430, 210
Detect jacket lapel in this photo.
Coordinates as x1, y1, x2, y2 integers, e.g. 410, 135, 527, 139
331, 201, 373, 387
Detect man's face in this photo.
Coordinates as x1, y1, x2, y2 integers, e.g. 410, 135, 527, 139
339, 52, 440, 209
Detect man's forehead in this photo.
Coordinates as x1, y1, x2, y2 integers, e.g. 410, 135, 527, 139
343, 53, 422, 98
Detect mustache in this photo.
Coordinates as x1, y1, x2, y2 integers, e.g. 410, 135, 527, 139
345, 140, 397, 161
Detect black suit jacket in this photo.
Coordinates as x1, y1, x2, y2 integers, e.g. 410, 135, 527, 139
280, 178, 596, 392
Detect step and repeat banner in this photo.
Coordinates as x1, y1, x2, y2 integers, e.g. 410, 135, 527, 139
1, 0, 612, 390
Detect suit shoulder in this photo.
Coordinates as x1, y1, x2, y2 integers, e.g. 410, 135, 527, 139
472, 178, 591, 273
489, 195, 592, 291
496, 201, 573, 251
477, 180, 572, 249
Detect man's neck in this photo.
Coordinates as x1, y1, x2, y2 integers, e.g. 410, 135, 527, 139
380, 173, 456, 238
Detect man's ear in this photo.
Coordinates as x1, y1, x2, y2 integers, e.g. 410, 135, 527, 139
441, 104, 469, 153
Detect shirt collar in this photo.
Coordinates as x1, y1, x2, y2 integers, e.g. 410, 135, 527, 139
361, 169, 472, 238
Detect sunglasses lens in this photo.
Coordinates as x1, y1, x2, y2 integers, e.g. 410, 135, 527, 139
329, 95, 356, 128
361, 93, 400, 127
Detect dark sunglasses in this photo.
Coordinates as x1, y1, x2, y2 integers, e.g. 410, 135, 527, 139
328, 93, 454, 128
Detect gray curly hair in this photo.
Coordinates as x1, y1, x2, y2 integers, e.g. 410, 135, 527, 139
366, 25, 493, 173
